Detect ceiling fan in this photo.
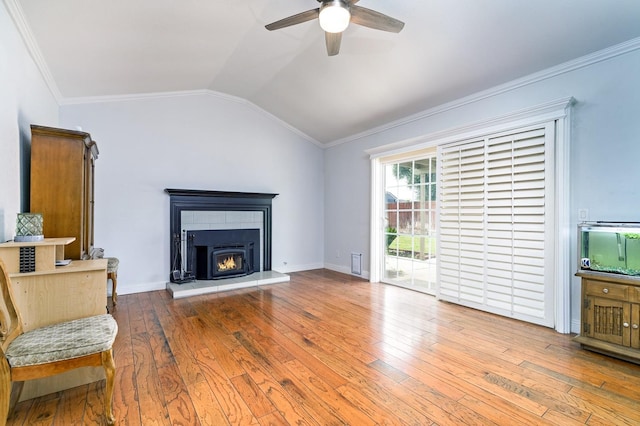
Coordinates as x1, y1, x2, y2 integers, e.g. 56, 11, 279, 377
265, 0, 405, 56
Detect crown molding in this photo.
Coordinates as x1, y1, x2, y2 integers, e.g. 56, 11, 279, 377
244, 99, 323, 148
326, 36, 640, 148
4, 0, 62, 101
61, 89, 323, 148
4, 0, 320, 147
60, 89, 225, 106
365, 96, 575, 159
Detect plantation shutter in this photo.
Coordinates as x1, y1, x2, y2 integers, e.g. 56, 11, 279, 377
438, 125, 554, 327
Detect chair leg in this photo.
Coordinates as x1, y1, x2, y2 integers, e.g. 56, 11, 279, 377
0, 359, 11, 424
101, 349, 116, 425
108, 272, 117, 306
8, 382, 24, 418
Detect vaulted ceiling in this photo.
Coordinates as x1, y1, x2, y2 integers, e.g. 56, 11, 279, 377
8, 0, 640, 145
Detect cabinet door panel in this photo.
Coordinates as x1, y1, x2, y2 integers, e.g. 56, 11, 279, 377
632, 303, 640, 349
586, 297, 630, 346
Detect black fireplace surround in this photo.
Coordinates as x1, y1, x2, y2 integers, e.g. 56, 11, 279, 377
166, 189, 277, 282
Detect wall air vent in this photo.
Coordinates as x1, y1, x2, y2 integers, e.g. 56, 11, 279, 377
351, 252, 362, 275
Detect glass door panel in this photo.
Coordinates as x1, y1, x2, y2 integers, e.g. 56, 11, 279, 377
383, 155, 437, 294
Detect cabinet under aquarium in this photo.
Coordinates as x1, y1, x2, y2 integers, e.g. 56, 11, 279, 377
576, 221, 640, 364
579, 222, 640, 276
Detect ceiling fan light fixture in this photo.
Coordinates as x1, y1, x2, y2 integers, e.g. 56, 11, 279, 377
319, 0, 350, 33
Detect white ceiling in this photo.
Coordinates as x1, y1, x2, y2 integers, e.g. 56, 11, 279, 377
9, 0, 640, 145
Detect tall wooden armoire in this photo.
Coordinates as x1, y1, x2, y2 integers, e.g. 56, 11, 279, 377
30, 125, 99, 260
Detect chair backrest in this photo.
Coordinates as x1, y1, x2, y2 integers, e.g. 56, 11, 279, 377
0, 259, 24, 356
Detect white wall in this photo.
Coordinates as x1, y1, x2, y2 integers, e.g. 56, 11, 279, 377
59, 92, 324, 294
0, 3, 58, 242
324, 42, 640, 333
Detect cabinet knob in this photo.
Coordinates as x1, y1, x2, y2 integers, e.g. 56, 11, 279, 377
623, 322, 630, 328
633, 324, 639, 330
602, 288, 609, 294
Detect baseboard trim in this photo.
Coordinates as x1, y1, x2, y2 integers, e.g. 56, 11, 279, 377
324, 262, 370, 280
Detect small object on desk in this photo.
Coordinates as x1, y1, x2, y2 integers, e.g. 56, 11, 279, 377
14, 212, 44, 242
55, 259, 72, 266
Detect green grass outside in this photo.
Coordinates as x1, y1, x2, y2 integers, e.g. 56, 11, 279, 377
387, 235, 436, 253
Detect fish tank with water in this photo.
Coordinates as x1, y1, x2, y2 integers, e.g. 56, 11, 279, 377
579, 222, 640, 276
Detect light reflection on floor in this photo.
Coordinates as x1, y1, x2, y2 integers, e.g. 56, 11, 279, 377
374, 277, 442, 362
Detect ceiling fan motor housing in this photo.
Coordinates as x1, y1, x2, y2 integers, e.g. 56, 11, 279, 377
319, 0, 351, 33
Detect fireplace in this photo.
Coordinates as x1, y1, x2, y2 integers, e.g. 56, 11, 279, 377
187, 229, 260, 279
166, 189, 277, 283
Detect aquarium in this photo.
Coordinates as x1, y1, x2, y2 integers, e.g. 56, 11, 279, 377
579, 222, 640, 276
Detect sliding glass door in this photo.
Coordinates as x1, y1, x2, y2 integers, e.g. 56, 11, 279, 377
383, 154, 437, 294
369, 98, 572, 331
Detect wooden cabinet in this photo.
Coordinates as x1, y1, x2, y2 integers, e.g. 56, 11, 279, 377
575, 271, 640, 363
30, 125, 98, 260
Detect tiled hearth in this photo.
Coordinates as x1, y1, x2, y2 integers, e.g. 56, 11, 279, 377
166, 270, 289, 299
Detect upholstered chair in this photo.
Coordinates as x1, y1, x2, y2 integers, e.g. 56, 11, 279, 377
0, 259, 117, 425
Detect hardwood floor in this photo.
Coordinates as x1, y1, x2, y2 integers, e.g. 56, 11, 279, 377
7, 269, 640, 425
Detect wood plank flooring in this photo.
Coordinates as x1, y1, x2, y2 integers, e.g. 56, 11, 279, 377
7, 269, 640, 425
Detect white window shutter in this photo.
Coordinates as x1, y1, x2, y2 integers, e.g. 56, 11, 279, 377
438, 126, 554, 327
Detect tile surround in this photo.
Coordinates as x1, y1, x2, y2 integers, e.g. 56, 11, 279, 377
181, 210, 264, 271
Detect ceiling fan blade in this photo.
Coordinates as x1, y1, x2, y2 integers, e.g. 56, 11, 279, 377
325, 31, 342, 56
350, 5, 405, 33
265, 8, 320, 31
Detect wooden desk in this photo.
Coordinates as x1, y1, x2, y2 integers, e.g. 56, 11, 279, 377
0, 237, 74, 274
0, 238, 108, 400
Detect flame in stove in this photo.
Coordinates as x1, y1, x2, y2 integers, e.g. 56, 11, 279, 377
218, 255, 237, 271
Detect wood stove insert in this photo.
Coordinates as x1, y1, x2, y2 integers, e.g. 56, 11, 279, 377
187, 229, 260, 279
